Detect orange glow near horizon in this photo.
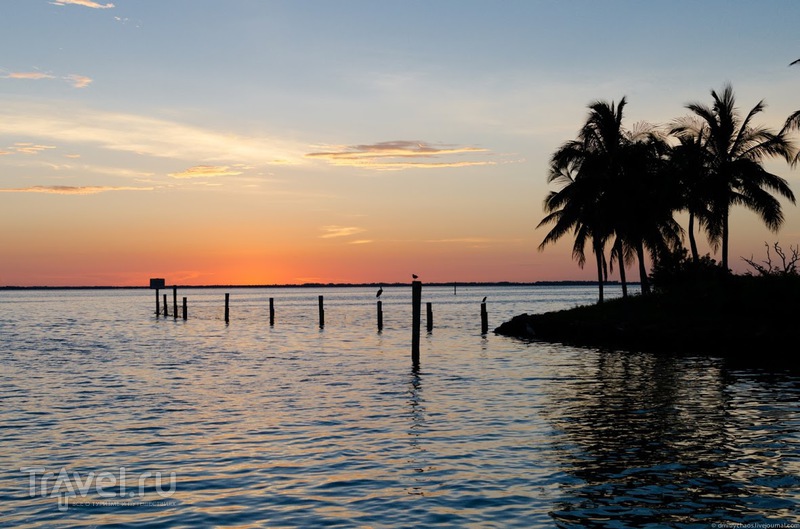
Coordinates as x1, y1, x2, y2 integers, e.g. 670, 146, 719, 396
2, 2, 799, 287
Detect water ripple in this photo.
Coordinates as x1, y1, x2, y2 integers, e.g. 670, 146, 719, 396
1, 287, 798, 527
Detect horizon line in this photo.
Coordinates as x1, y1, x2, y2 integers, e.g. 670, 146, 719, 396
1, 280, 629, 290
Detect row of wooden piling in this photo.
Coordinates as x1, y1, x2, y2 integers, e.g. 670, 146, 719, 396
155, 282, 491, 365
156, 282, 490, 368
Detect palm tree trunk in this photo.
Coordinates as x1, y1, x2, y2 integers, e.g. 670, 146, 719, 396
688, 212, 699, 263
615, 240, 628, 298
636, 243, 650, 295
595, 247, 604, 304
721, 209, 729, 271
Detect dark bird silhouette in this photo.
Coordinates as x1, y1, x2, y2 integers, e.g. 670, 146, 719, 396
482, 296, 487, 303
376, 287, 383, 298
412, 274, 418, 279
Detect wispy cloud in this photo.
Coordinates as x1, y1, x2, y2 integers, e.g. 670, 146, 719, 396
0, 103, 307, 166
425, 238, 492, 244
64, 74, 92, 88
8, 143, 57, 155
320, 225, 366, 238
5, 72, 54, 80
306, 140, 495, 171
50, 0, 115, 8
169, 165, 244, 179
0, 185, 152, 195
3, 71, 93, 89
349, 239, 373, 245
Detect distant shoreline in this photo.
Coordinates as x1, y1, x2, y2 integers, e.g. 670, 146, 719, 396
1, 281, 627, 291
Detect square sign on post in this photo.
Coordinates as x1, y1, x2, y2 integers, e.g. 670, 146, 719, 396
149, 278, 166, 289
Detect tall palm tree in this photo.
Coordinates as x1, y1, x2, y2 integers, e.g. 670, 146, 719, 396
681, 84, 795, 271
612, 131, 683, 293
539, 98, 678, 300
668, 118, 715, 263
539, 137, 611, 303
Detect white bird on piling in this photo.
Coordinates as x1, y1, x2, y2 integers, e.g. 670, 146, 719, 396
376, 287, 383, 298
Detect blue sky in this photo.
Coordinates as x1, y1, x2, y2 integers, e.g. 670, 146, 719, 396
1, 0, 799, 285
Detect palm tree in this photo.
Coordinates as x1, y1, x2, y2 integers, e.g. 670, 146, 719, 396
612, 131, 683, 293
668, 118, 715, 263
680, 84, 795, 271
539, 98, 677, 300
539, 136, 612, 303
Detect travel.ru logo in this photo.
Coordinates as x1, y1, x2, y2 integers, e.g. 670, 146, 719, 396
21, 466, 177, 512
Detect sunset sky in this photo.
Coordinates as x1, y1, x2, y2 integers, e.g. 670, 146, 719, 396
1, 1, 799, 286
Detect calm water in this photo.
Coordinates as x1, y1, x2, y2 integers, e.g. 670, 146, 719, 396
0, 285, 798, 528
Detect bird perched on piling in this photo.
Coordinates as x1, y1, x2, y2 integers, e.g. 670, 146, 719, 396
482, 296, 487, 303
412, 274, 418, 279
376, 287, 383, 298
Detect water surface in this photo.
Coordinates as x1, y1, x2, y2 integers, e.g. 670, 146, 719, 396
1, 286, 797, 527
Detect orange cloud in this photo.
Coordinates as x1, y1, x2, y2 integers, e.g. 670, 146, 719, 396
306, 140, 494, 171
5, 72, 54, 80
0, 185, 152, 195
50, 0, 114, 8
65, 74, 92, 88
168, 165, 244, 179
10, 143, 56, 155
320, 226, 366, 238
3, 71, 92, 89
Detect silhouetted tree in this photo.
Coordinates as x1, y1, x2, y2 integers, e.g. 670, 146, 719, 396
611, 127, 683, 294
539, 132, 612, 303
668, 118, 715, 263
679, 84, 795, 271
540, 98, 682, 299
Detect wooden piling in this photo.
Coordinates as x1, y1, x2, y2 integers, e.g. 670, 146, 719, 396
269, 297, 275, 326
481, 301, 488, 334
225, 293, 230, 324
163, 294, 168, 317
182, 297, 187, 320
318, 295, 325, 328
411, 281, 421, 364
377, 300, 383, 331
173, 287, 178, 320
155, 288, 160, 316
426, 302, 433, 332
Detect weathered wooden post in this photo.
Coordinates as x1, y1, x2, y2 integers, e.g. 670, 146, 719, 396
426, 302, 433, 332
150, 278, 165, 317
481, 300, 488, 334
318, 295, 325, 328
225, 293, 230, 324
377, 300, 383, 331
163, 294, 168, 317
182, 297, 187, 320
411, 281, 421, 364
269, 297, 275, 326
173, 287, 178, 320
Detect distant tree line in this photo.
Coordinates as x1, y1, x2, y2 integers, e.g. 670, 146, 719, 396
538, 64, 800, 303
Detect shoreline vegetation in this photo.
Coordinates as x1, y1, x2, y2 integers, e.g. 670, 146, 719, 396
515, 79, 800, 368
495, 271, 799, 368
